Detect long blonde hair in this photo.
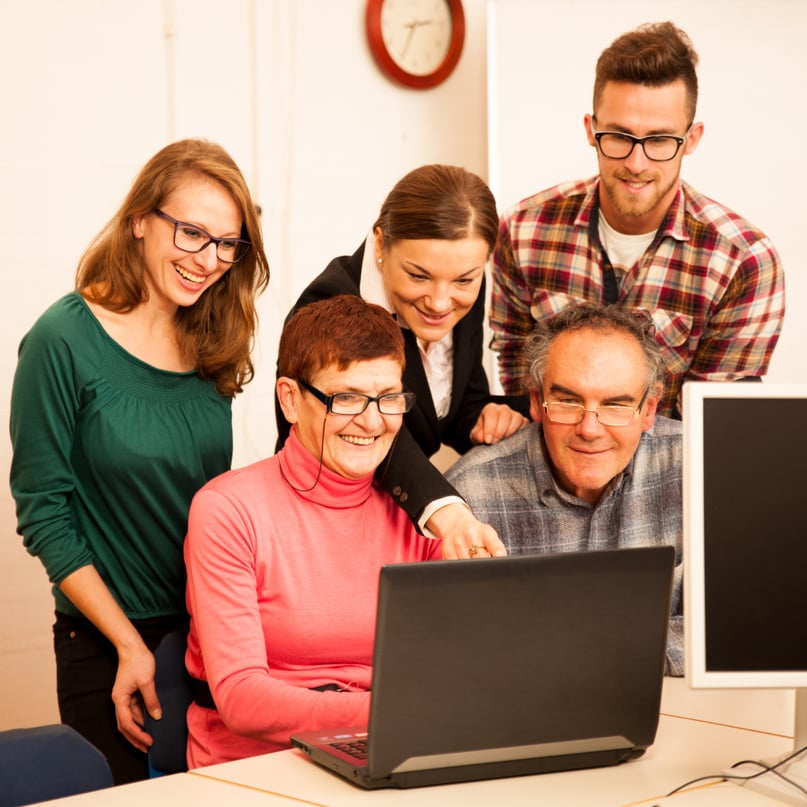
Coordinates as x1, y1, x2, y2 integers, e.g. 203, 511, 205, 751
76, 139, 269, 397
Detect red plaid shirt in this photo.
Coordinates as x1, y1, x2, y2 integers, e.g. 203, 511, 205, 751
490, 177, 785, 417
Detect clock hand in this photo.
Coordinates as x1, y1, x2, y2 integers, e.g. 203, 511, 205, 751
399, 23, 417, 59
399, 18, 436, 59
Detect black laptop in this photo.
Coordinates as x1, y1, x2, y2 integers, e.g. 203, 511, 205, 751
291, 545, 674, 789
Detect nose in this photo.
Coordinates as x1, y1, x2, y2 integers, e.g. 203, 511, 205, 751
193, 241, 221, 271
622, 141, 651, 174
353, 400, 385, 430
575, 409, 606, 439
424, 283, 452, 313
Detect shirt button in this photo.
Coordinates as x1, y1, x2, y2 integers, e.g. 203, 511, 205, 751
399, 493, 408, 503
392, 486, 402, 497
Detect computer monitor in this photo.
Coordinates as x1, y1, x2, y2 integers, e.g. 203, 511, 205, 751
683, 381, 807, 802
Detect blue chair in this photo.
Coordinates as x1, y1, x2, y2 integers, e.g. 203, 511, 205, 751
0, 724, 113, 805
145, 629, 192, 775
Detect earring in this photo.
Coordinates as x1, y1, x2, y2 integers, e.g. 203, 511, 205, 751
377, 257, 383, 265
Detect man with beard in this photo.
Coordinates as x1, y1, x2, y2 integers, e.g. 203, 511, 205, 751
490, 21, 784, 419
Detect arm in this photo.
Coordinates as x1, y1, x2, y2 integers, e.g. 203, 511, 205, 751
377, 428, 506, 559
59, 567, 161, 752
489, 218, 537, 396
680, 239, 785, 411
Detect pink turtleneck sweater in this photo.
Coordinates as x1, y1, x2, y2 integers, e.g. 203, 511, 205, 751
184, 428, 442, 767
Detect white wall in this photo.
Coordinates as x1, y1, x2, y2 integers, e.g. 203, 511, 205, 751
0, 0, 489, 729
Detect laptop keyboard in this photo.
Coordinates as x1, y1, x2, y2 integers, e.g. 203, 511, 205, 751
333, 739, 368, 760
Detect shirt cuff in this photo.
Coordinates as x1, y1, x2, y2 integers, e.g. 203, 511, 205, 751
417, 496, 469, 538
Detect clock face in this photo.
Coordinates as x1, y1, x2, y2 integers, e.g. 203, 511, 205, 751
366, 0, 465, 89
380, 0, 453, 77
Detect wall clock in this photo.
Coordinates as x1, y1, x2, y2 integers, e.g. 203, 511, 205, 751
366, 0, 466, 90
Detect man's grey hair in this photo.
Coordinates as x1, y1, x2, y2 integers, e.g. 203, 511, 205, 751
525, 303, 665, 393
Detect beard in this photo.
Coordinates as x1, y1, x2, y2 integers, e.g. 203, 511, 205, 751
600, 167, 680, 225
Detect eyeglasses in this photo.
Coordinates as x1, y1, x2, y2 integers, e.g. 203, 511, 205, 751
542, 388, 649, 427
152, 208, 251, 264
296, 377, 416, 415
591, 126, 692, 162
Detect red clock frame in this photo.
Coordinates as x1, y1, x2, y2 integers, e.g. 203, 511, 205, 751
365, 0, 466, 90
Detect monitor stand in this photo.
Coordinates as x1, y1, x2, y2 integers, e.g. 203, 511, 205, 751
733, 688, 807, 805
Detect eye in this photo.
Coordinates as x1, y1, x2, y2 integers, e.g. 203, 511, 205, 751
219, 239, 239, 250
178, 224, 206, 241
405, 270, 429, 282
332, 393, 365, 406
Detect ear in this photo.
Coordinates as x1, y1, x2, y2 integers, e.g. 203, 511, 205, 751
584, 113, 597, 148
529, 389, 544, 423
640, 385, 662, 432
373, 226, 385, 265
132, 215, 145, 239
683, 121, 705, 156
276, 377, 300, 425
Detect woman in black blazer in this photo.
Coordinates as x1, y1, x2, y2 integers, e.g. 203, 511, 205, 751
276, 165, 529, 557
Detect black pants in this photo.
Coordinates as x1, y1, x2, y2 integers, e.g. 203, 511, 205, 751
53, 612, 187, 785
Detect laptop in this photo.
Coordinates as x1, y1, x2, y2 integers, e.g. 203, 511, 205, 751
291, 545, 674, 789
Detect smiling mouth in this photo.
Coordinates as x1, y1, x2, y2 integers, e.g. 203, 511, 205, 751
415, 308, 452, 325
618, 175, 653, 191
175, 264, 206, 285
340, 435, 377, 446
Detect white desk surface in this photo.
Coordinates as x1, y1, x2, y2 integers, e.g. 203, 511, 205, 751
192, 680, 796, 807
32, 770, 298, 806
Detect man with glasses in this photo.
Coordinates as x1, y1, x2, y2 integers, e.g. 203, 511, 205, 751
490, 21, 784, 419
446, 303, 683, 674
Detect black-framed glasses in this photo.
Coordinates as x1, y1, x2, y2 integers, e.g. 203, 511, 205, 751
152, 208, 251, 264
296, 377, 415, 415
542, 387, 649, 427
591, 125, 692, 162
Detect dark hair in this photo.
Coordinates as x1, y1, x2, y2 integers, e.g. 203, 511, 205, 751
278, 295, 405, 380
593, 21, 699, 123
373, 164, 498, 255
76, 138, 269, 397
525, 303, 664, 392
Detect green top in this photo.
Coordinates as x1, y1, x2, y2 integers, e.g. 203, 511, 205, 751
10, 292, 232, 619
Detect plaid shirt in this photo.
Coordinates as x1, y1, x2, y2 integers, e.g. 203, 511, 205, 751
490, 177, 785, 417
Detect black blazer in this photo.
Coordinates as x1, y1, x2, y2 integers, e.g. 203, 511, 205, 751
275, 242, 529, 523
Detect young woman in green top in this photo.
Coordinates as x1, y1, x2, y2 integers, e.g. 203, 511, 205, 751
9, 139, 269, 783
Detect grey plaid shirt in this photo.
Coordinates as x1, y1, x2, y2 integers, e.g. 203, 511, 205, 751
446, 418, 683, 675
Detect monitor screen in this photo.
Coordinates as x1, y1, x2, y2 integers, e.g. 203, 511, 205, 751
683, 381, 807, 690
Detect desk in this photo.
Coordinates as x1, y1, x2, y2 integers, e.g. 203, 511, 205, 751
35, 680, 798, 806
191, 680, 795, 806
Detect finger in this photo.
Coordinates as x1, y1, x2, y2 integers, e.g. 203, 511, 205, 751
482, 532, 507, 557
115, 704, 153, 752
139, 679, 162, 721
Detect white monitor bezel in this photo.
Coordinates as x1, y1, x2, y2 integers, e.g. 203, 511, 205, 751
683, 380, 807, 690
